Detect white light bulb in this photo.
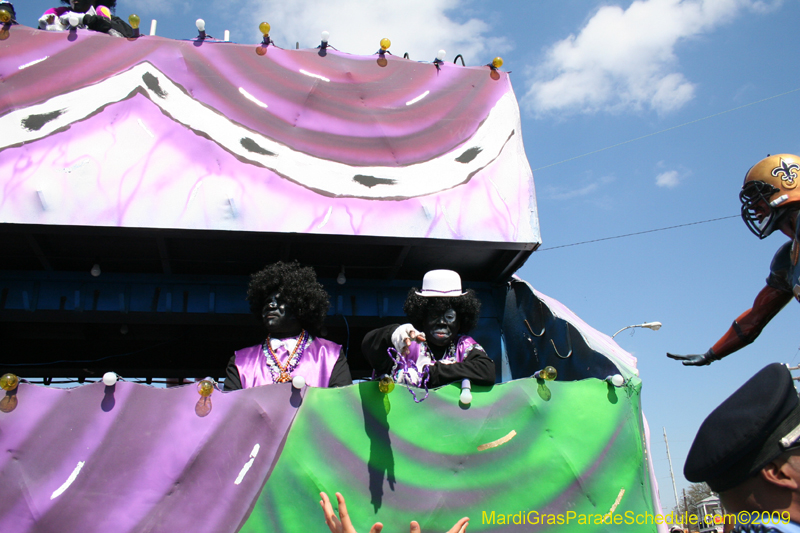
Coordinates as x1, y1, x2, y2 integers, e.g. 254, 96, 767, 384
337, 268, 346, 285
321, 31, 330, 43
102, 372, 117, 386
436, 49, 446, 61
610, 374, 625, 387
196, 19, 205, 31
459, 389, 472, 405
68, 14, 81, 28
90, 264, 101, 277
292, 375, 306, 389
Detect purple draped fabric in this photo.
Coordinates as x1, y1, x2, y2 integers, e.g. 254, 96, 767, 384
0, 381, 303, 533
234, 337, 342, 388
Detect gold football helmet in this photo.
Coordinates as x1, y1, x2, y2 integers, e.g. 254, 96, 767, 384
740, 154, 800, 239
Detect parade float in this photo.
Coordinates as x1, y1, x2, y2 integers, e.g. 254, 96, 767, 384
0, 15, 665, 532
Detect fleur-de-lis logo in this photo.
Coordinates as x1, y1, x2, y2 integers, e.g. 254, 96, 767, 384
772, 158, 800, 189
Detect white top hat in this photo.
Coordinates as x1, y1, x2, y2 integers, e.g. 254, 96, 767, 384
415, 269, 466, 297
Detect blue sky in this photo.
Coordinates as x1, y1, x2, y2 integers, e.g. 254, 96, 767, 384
11, 0, 800, 512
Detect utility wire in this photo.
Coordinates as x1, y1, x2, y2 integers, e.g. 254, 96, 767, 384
539, 215, 739, 251
532, 87, 800, 173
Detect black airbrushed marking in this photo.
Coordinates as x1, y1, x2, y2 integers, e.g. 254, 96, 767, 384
353, 175, 396, 188
142, 72, 167, 98
456, 147, 482, 163
241, 138, 276, 156
22, 109, 64, 131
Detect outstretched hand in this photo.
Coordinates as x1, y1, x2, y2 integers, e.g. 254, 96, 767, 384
411, 517, 469, 533
321, 492, 469, 533
666, 351, 714, 366
320, 492, 383, 533
392, 324, 427, 355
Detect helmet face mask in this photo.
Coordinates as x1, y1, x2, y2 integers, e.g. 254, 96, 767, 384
740, 180, 784, 239
740, 154, 800, 239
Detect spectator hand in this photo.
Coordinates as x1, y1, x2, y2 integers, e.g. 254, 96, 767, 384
320, 492, 383, 533
411, 517, 469, 533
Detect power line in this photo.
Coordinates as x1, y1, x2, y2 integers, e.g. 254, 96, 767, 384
539, 215, 739, 251
532, 87, 800, 173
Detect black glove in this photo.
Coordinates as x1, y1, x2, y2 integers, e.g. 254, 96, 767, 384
666, 349, 717, 366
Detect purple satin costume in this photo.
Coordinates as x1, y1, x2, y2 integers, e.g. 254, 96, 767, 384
234, 337, 342, 388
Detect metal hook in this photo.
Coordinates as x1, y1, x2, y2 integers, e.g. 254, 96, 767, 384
453, 54, 465, 66
523, 299, 546, 337
550, 323, 573, 359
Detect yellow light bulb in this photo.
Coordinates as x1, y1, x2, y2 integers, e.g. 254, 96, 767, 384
492, 57, 503, 69
0, 373, 19, 391
0, 9, 11, 24
378, 376, 395, 394
197, 379, 214, 397
540, 366, 557, 381
380, 38, 391, 51
259, 22, 271, 36
128, 14, 140, 29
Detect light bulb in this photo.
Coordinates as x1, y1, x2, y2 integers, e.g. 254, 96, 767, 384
128, 14, 140, 29
90, 264, 101, 277
197, 379, 214, 397
380, 38, 391, 51
292, 375, 306, 389
537, 366, 557, 381
436, 49, 446, 61
492, 57, 503, 68
459, 388, 472, 405
321, 30, 330, 43
102, 372, 117, 386
378, 376, 395, 394
0, 373, 19, 391
259, 22, 270, 36
196, 19, 205, 32
337, 267, 346, 285
608, 374, 625, 387
68, 14, 81, 28
0, 9, 11, 24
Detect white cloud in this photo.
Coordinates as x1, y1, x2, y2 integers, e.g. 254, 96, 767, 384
222, 0, 508, 64
656, 169, 680, 187
524, 0, 781, 116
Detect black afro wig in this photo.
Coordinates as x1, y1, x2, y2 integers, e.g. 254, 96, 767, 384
403, 288, 481, 334
247, 261, 330, 335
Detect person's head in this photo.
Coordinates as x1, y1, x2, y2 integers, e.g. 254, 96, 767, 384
684, 363, 800, 518
247, 261, 329, 336
403, 270, 481, 347
60, 0, 116, 13
740, 154, 800, 239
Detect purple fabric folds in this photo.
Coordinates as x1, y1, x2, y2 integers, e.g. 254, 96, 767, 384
0, 381, 303, 533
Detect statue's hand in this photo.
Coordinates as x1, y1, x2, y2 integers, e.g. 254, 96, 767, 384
666, 350, 715, 366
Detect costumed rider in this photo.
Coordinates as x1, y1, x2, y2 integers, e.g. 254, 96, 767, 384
39, 0, 134, 37
361, 270, 495, 396
223, 261, 352, 390
669, 154, 800, 366
684, 363, 800, 532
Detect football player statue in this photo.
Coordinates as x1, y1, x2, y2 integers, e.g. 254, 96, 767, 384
668, 154, 800, 366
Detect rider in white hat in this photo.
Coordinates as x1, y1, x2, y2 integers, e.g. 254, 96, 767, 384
361, 270, 495, 394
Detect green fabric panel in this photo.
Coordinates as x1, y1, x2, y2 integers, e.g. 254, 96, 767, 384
241, 377, 657, 533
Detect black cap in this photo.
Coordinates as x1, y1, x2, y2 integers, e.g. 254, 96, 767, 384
684, 363, 800, 492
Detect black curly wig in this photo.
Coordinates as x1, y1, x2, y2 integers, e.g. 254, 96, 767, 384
60, 0, 117, 11
403, 289, 481, 334
247, 261, 330, 335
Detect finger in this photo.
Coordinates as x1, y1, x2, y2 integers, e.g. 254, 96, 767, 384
410, 520, 421, 533
369, 523, 384, 533
447, 517, 470, 533
404, 337, 412, 347
320, 493, 340, 532
416, 333, 426, 342
336, 493, 355, 532
665, 353, 685, 360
